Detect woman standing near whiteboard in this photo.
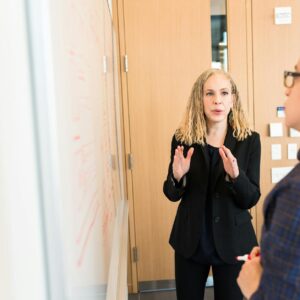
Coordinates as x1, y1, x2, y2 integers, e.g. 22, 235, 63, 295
163, 69, 261, 300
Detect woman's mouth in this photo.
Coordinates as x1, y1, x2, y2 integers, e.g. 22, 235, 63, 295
212, 109, 223, 114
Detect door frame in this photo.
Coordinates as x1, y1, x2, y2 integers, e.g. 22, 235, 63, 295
113, 0, 138, 293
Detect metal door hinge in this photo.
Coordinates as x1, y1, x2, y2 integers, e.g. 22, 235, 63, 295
127, 153, 133, 170
124, 54, 128, 72
132, 246, 138, 262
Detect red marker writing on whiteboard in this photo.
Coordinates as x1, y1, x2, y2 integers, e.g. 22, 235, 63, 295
236, 253, 260, 261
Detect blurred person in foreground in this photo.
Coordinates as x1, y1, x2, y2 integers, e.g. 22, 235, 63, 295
237, 58, 300, 300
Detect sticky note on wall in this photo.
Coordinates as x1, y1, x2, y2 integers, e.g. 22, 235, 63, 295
288, 143, 298, 160
271, 144, 282, 160
277, 106, 285, 118
271, 167, 293, 183
289, 128, 300, 137
274, 7, 292, 25
269, 123, 283, 137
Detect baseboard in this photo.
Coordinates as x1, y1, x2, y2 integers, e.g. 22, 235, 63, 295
127, 283, 133, 294
138, 276, 214, 292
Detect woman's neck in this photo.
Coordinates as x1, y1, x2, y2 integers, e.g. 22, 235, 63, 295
206, 122, 228, 147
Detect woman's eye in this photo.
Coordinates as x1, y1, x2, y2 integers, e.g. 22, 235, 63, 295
206, 92, 213, 96
222, 91, 229, 96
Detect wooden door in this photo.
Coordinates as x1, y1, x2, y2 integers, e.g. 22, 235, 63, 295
251, 0, 300, 241
227, 0, 254, 123
117, 0, 211, 288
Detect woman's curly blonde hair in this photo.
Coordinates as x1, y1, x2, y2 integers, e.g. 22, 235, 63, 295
175, 68, 252, 145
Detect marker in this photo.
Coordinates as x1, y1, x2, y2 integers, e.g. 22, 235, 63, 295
236, 254, 251, 261
236, 253, 260, 261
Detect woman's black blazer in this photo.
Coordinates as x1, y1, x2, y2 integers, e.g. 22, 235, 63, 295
163, 127, 261, 264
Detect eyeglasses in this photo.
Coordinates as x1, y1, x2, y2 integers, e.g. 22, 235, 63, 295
284, 71, 300, 88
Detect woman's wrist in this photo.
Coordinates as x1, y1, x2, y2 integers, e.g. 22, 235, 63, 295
225, 173, 238, 183
174, 175, 182, 182
171, 174, 186, 188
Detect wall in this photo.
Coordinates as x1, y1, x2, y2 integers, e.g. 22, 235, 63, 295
252, 0, 300, 241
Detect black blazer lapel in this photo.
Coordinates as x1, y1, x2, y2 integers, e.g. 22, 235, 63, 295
199, 143, 210, 171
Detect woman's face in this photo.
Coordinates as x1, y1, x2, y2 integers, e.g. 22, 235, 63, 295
285, 59, 300, 130
203, 73, 234, 127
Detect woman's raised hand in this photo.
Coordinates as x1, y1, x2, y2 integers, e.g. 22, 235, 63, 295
172, 146, 194, 182
219, 145, 239, 180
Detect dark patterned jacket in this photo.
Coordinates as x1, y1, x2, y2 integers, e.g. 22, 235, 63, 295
252, 151, 300, 299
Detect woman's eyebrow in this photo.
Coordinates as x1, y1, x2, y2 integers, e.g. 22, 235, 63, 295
205, 87, 229, 91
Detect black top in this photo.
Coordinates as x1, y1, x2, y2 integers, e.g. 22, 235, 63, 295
191, 144, 223, 264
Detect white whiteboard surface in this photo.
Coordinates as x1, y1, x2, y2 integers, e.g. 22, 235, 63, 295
26, 0, 126, 299
0, 1, 47, 299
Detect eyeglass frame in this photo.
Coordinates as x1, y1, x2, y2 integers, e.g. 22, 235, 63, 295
284, 71, 300, 88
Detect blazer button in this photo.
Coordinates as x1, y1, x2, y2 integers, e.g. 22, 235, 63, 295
215, 193, 219, 199
214, 216, 220, 223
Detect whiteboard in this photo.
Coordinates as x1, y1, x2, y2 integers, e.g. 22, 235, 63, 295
26, 0, 126, 299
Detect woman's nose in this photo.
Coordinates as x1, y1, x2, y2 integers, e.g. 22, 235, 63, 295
213, 96, 222, 104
